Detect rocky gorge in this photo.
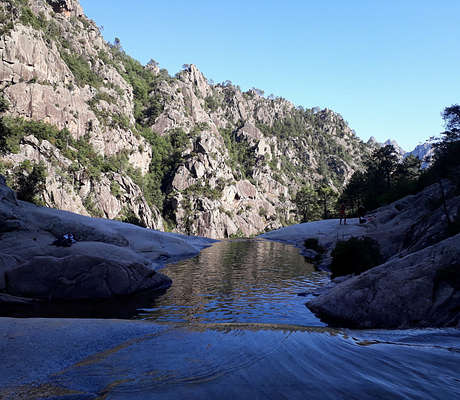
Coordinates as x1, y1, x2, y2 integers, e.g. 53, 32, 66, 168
0, 0, 458, 330
0, 0, 371, 239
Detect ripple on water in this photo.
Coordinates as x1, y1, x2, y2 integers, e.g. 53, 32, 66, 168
51, 325, 460, 400
6, 239, 458, 400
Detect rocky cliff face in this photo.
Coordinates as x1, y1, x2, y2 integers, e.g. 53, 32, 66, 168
405, 140, 435, 169
0, 0, 370, 238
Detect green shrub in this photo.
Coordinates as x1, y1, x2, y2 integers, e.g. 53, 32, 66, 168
14, 161, 47, 205
109, 46, 166, 126
204, 95, 220, 112
110, 181, 122, 198
218, 126, 255, 179
0, 116, 63, 154
259, 207, 267, 217
19, 7, 47, 30
303, 238, 324, 254
88, 91, 116, 106
330, 236, 383, 278
119, 209, 146, 228
184, 183, 222, 200
60, 50, 103, 88
83, 194, 102, 217
0, 94, 9, 113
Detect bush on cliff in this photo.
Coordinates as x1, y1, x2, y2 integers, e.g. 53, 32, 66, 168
330, 236, 383, 278
304, 238, 324, 254
14, 161, 47, 205
0, 94, 9, 113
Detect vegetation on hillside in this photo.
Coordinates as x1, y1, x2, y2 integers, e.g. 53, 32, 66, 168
6, 2, 457, 235
338, 104, 460, 236
294, 184, 339, 222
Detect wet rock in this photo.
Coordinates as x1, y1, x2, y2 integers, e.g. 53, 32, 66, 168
0, 178, 214, 307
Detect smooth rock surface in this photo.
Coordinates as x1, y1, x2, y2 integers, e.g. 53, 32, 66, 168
0, 178, 215, 304
307, 234, 460, 328
6, 254, 171, 300
263, 182, 460, 328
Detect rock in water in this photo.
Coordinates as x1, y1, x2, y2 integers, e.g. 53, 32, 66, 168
5, 255, 171, 300
307, 233, 460, 329
0, 176, 214, 308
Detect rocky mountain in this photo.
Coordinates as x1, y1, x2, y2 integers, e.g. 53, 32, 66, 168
404, 140, 435, 169
0, 0, 371, 238
366, 135, 437, 169
383, 139, 405, 157
366, 137, 406, 158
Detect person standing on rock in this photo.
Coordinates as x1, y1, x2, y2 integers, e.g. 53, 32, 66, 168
339, 203, 347, 225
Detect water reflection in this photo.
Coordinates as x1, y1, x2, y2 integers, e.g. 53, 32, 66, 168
138, 239, 328, 326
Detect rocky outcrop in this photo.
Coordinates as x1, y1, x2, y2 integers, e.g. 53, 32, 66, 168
362, 181, 459, 260
151, 66, 368, 237
263, 179, 460, 328
0, 177, 214, 305
45, 0, 83, 17
299, 181, 460, 328
6, 254, 171, 300
307, 233, 460, 328
405, 140, 435, 169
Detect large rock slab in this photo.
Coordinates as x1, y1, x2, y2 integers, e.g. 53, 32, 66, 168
6, 254, 171, 300
0, 176, 215, 309
307, 233, 460, 329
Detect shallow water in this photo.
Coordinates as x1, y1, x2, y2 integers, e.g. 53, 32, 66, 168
137, 239, 328, 326
50, 324, 460, 400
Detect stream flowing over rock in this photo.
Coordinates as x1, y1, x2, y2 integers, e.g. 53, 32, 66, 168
0, 0, 371, 238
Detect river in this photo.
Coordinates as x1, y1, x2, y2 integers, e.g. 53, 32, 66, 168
3, 239, 460, 399
94, 239, 458, 399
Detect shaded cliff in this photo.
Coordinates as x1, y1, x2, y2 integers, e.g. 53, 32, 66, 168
0, 0, 370, 238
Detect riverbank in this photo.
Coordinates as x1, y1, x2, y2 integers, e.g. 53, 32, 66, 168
0, 176, 216, 309
262, 182, 460, 329
260, 217, 367, 268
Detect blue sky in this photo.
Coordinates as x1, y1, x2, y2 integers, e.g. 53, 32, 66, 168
80, 0, 460, 151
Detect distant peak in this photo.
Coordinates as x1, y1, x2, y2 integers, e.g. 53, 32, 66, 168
367, 136, 378, 145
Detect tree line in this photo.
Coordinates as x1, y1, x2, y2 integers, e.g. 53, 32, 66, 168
294, 105, 460, 224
